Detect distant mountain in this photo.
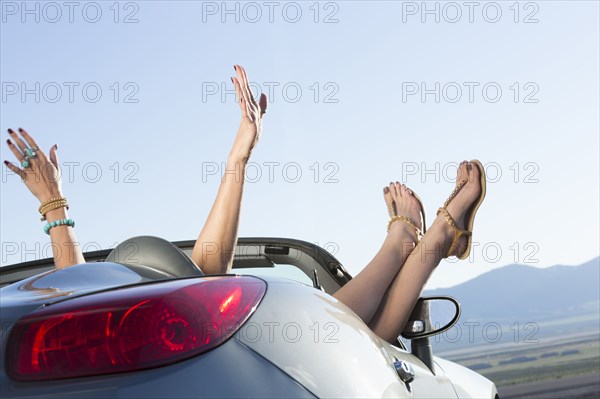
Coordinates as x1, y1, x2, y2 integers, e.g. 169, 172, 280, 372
424, 257, 600, 323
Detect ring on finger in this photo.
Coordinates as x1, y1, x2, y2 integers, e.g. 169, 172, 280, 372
21, 159, 30, 168
24, 147, 37, 158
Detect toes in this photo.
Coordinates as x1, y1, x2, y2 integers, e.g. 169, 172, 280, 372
457, 161, 469, 184
396, 182, 404, 198
468, 161, 481, 184
390, 182, 401, 203
401, 183, 409, 197
467, 162, 473, 182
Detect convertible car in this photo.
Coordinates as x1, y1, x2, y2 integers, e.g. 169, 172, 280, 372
0, 237, 498, 398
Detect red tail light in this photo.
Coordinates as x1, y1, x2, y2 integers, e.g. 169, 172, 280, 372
6, 276, 266, 381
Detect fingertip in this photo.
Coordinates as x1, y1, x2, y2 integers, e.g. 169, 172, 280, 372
259, 93, 268, 107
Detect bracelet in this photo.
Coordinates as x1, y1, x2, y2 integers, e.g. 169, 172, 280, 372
40, 202, 69, 221
39, 197, 66, 214
40, 201, 69, 218
39, 199, 69, 221
44, 218, 75, 235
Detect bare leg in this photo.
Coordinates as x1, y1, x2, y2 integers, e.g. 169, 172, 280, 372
334, 182, 423, 325
369, 162, 483, 342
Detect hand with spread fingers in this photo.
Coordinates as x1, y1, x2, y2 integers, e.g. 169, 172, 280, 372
229, 64, 268, 164
4, 128, 85, 269
4, 128, 62, 203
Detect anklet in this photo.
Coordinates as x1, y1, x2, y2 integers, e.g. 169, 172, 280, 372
387, 215, 423, 238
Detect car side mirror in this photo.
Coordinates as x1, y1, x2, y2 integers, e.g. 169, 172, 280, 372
401, 296, 460, 340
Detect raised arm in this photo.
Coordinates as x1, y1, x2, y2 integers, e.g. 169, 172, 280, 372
4, 128, 85, 269
190, 65, 268, 274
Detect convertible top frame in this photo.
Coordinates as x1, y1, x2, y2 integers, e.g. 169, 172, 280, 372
0, 237, 353, 293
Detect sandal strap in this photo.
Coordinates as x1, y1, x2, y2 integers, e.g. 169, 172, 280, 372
387, 215, 423, 239
437, 207, 471, 258
387, 203, 396, 218
443, 180, 466, 208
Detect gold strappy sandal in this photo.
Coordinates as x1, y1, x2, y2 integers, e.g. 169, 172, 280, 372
387, 191, 427, 240
437, 160, 487, 260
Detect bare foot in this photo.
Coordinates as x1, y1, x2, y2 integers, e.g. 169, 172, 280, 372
438, 161, 484, 257
384, 182, 424, 245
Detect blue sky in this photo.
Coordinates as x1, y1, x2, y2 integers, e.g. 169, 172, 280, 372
1, 1, 598, 289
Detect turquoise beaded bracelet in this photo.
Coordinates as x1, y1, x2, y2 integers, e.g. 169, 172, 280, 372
44, 218, 75, 235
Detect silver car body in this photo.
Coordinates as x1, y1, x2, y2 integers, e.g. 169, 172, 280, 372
0, 238, 498, 398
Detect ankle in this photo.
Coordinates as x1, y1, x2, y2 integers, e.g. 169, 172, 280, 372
388, 221, 419, 244
432, 214, 456, 246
